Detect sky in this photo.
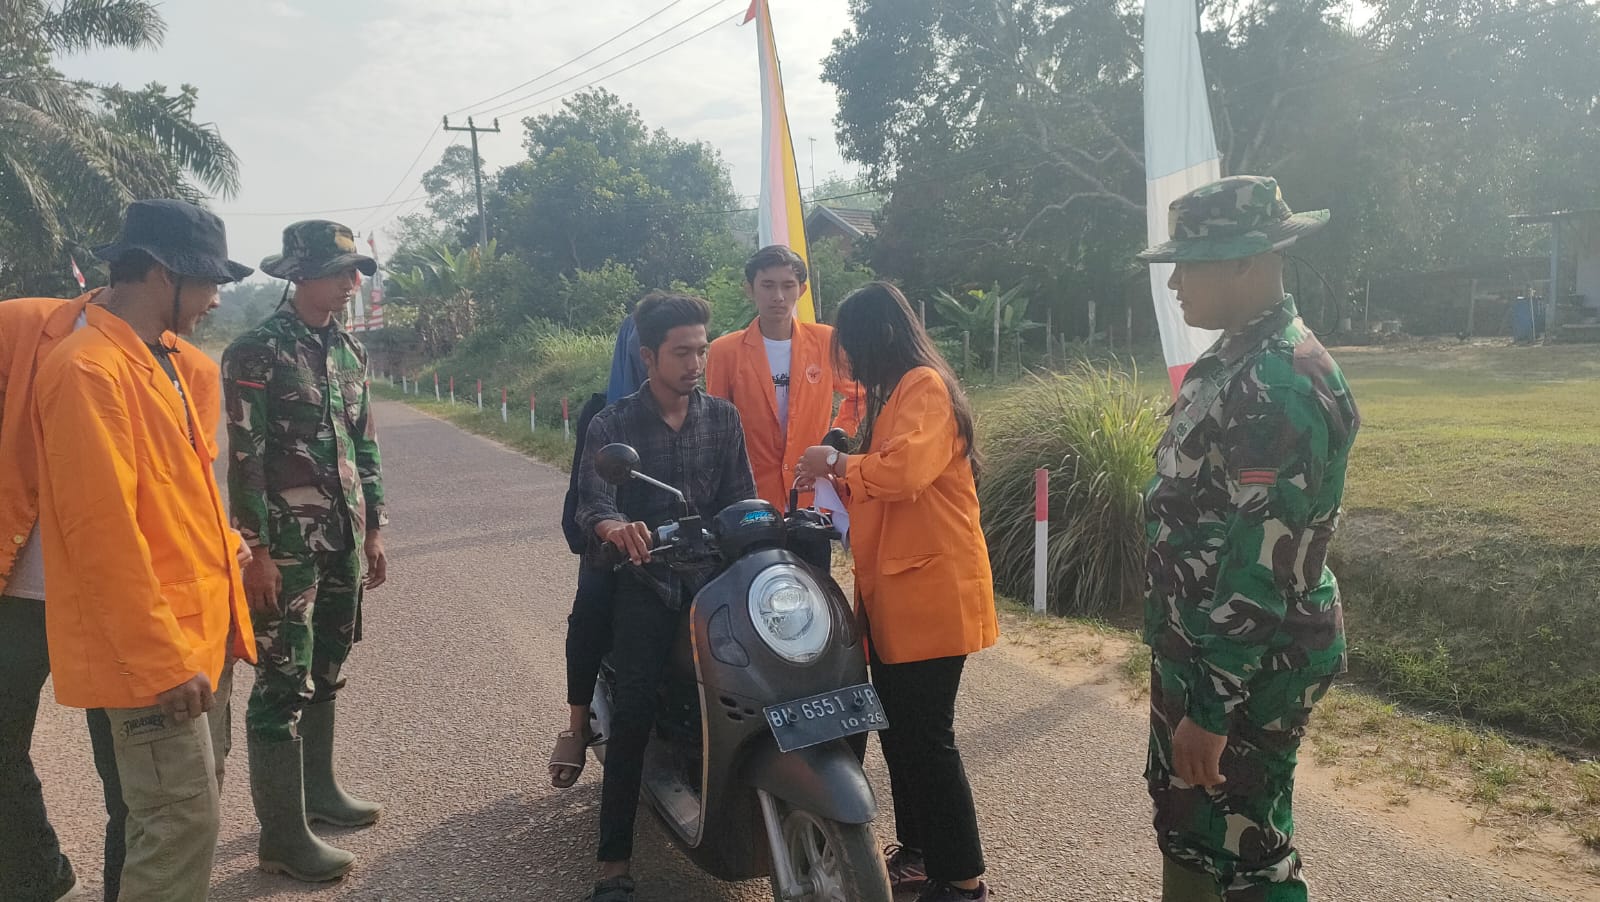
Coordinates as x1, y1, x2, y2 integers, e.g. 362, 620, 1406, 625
56, 0, 859, 278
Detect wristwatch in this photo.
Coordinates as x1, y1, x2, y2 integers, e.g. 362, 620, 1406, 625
825, 449, 840, 473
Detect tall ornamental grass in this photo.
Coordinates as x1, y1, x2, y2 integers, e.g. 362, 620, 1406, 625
978, 366, 1167, 617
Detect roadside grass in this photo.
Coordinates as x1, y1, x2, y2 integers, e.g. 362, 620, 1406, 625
373, 384, 576, 470
996, 602, 1600, 862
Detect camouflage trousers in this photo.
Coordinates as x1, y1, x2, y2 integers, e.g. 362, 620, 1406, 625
247, 549, 364, 743
1146, 653, 1334, 902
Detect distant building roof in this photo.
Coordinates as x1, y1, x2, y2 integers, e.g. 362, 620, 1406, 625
805, 205, 879, 240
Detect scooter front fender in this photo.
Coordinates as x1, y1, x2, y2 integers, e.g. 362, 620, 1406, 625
739, 738, 877, 825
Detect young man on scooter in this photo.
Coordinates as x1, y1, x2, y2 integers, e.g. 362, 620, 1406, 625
573, 291, 757, 902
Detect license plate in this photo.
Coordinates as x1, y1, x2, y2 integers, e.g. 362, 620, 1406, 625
764, 683, 888, 753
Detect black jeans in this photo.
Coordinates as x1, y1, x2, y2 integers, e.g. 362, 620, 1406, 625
0, 597, 76, 902
566, 563, 617, 707
596, 577, 684, 862
870, 646, 986, 884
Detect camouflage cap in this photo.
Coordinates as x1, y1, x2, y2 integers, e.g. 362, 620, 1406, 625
260, 220, 378, 281
1136, 175, 1329, 263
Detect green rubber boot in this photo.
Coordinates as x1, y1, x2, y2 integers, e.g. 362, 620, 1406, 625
248, 737, 356, 883
1162, 857, 1224, 902
301, 700, 383, 827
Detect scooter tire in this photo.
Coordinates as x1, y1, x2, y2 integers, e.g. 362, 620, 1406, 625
768, 803, 892, 902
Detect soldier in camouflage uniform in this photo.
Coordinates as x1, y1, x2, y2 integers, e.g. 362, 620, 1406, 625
222, 220, 388, 883
1136, 176, 1360, 902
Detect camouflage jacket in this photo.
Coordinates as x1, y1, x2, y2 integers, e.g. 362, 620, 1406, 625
1143, 296, 1359, 734
222, 308, 387, 554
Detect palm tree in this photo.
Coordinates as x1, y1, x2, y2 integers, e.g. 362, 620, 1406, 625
0, 0, 241, 293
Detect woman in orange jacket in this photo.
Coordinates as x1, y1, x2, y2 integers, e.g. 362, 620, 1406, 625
795, 282, 997, 902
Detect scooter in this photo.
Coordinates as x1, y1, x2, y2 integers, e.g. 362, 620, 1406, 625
588, 438, 893, 902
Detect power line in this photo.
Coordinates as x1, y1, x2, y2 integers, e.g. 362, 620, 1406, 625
227, 190, 432, 218
448, 0, 695, 116
473, 0, 741, 119
349, 126, 446, 233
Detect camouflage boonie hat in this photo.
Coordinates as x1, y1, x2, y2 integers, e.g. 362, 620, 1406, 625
1137, 175, 1329, 263
260, 220, 378, 281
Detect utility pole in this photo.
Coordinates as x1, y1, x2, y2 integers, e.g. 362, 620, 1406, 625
443, 115, 501, 248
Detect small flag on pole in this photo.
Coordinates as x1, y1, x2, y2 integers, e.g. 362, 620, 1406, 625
70, 256, 86, 289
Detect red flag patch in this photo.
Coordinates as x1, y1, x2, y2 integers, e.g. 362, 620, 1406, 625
1237, 468, 1277, 486
235, 380, 266, 390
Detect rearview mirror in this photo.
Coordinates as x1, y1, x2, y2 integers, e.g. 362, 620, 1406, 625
595, 443, 641, 486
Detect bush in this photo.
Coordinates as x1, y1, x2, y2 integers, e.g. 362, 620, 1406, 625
978, 366, 1166, 617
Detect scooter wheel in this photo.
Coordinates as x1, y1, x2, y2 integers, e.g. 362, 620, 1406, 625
768, 802, 892, 902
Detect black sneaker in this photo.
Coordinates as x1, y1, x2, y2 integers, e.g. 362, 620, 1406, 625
885, 843, 928, 892
915, 881, 989, 902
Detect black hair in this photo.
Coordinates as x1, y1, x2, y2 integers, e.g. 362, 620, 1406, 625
634, 291, 712, 352
832, 281, 980, 474
107, 251, 161, 286
743, 245, 808, 286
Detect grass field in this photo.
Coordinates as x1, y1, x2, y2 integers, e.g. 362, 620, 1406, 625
1328, 343, 1600, 748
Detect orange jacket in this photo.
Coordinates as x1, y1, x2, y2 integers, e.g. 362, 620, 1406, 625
32, 304, 253, 709
0, 293, 220, 596
841, 366, 998, 664
706, 319, 863, 509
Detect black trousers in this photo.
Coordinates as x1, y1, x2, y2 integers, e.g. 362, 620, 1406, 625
86, 708, 129, 901
0, 598, 125, 902
870, 646, 986, 884
566, 563, 617, 707
596, 578, 683, 862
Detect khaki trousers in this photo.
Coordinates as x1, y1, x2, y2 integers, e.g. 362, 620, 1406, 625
103, 666, 233, 902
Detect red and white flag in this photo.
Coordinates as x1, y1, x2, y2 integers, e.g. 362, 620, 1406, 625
70, 256, 86, 289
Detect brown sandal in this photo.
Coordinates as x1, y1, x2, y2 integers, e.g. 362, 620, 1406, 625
549, 728, 595, 788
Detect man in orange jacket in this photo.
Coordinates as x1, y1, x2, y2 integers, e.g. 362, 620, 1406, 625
0, 286, 234, 902
32, 199, 256, 902
705, 245, 862, 511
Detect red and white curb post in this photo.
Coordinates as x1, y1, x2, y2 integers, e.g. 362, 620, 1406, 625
562, 398, 571, 442
1034, 468, 1049, 614
530, 392, 537, 432
449, 376, 456, 405
501, 387, 509, 423
476, 379, 483, 412
433, 373, 440, 401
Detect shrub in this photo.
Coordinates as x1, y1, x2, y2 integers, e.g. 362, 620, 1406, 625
978, 365, 1166, 617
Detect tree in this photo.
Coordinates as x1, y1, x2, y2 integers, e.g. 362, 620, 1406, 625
489, 89, 745, 291
385, 241, 500, 357
0, 0, 240, 296
823, 0, 1600, 336
420, 144, 487, 240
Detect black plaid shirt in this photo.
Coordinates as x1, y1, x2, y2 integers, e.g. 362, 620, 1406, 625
576, 383, 757, 584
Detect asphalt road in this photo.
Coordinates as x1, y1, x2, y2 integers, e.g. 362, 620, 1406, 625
30, 400, 1589, 901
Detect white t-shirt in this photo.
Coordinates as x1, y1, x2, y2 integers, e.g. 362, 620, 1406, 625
6, 523, 46, 601
763, 336, 792, 436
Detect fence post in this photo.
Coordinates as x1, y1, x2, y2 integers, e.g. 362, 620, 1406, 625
530, 391, 537, 433
563, 398, 571, 442
434, 373, 440, 401
449, 376, 456, 405
962, 331, 971, 375
1045, 310, 1054, 370
401, 375, 407, 394
476, 379, 483, 412
1034, 468, 1049, 614
501, 387, 508, 423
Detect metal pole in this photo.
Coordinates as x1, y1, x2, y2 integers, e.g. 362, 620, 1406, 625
1045, 310, 1053, 370
1549, 221, 1562, 339
992, 297, 1001, 383
1363, 278, 1371, 332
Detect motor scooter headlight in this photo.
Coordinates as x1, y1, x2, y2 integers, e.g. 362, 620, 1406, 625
747, 564, 831, 664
